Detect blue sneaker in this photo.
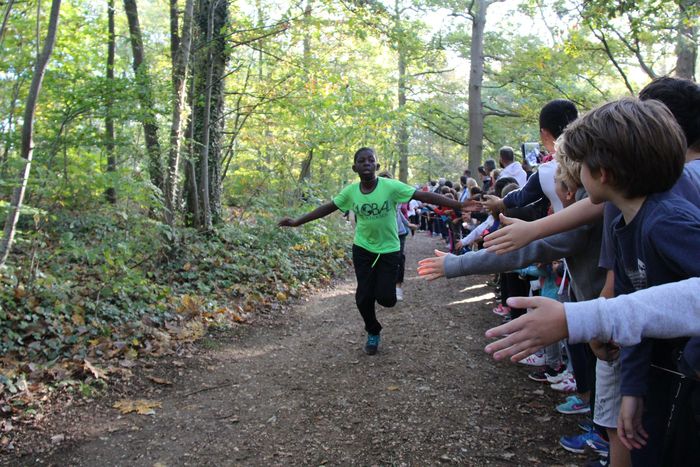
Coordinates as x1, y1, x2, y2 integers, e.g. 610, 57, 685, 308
556, 395, 590, 414
559, 430, 608, 454
586, 436, 610, 457
365, 334, 380, 355
577, 418, 594, 432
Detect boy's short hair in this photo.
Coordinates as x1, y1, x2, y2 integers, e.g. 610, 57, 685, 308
354, 147, 375, 162
539, 99, 578, 138
639, 76, 700, 150
560, 98, 686, 198
484, 159, 497, 172
501, 183, 520, 198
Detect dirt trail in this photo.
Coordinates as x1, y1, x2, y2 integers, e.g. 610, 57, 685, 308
9, 233, 585, 466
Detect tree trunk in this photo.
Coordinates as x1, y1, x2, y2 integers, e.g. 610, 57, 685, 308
298, 149, 313, 183
189, 0, 227, 229
105, 0, 117, 204
298, 0, 314, 184
123, 0, 164, 192
675, 0, 698, 80
467, 0, 488, 177
183, 75, 200, 226
395, 0, 409, 183
0, 0, 15, 47
397, 47, 409, 182
165, 0, 194, 225
0, 0, 61, 267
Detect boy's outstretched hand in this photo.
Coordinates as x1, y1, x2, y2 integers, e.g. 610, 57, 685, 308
482, 213, 536, 254
278, 217, 298, 227
417, 250, 449, 280
484, 296, 568, 362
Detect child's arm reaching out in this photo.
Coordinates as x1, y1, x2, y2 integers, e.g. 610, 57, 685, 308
482, 197, 604, 254
413, 190, 478, 212
278, 201, 338, 227
483, 277, 700, 362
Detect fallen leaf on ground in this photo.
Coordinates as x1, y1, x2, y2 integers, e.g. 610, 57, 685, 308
84, 360, 108, 380
113, 399, 162, 415
387, 386, 400, 391
146, 376, 172, 386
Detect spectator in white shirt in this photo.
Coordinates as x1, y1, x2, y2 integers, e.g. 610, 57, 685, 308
498, 146, 527, 187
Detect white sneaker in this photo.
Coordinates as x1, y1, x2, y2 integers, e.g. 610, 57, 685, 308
518, 352, 545, 366
550, 376, 577, 393
546, 370, 573, 384
396, 287, 404, 301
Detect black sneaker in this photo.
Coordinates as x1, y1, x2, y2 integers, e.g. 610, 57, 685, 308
364, 334, 380, 355
528, 365, 565, 382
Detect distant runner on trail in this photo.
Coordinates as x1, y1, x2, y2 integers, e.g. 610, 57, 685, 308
278, 147, 477, 355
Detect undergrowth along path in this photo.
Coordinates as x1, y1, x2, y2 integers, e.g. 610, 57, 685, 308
13, 233, 583, 466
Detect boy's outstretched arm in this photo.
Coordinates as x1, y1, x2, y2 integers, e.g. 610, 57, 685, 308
413, 190, 478, 212
278, 201, 339, 227
482, 197, 604, 254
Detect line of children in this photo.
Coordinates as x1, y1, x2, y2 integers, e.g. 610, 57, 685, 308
418, 77, 700, 466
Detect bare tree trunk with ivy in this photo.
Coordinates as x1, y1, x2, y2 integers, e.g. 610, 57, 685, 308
165, 0, 195, 226
105, 0, 117, 204
0, 0, 61, 267
123, 0, 164, 193
188, 0, 227, 229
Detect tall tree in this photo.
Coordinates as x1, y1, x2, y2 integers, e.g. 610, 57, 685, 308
165, 0, 195, 226
467, 0, 502, 176
394, 0, 409, 183
189, 0, 229, 229
105, 0, 117, 204
0, 0, 62, 266
123, 0, 164, 192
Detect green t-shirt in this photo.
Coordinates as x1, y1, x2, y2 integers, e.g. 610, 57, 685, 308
333, 177, 416, 254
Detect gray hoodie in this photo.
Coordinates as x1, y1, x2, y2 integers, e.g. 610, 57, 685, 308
444, 191, 605, 301
564, 278, 700, 346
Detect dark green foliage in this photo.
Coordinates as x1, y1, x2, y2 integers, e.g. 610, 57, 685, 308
0, 207, 352, 362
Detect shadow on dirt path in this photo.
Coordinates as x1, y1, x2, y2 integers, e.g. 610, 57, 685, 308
10, 233, 587, 466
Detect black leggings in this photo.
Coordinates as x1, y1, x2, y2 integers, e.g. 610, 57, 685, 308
352, 245, 400, 335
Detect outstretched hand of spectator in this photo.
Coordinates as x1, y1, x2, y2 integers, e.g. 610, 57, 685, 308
461, 198, 481, 212
482, 214, 536, 254
417, 250, 449, 281
618, 396, 648, 450
480, 195, 504, 215
484, 296, 568, 362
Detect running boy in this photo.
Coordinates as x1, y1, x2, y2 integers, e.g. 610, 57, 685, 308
278, 147, 476, 355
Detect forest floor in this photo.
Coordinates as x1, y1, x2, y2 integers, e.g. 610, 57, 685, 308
3, 233, 592, 466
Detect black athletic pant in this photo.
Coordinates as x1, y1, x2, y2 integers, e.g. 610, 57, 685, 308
352, 244, 400, 336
